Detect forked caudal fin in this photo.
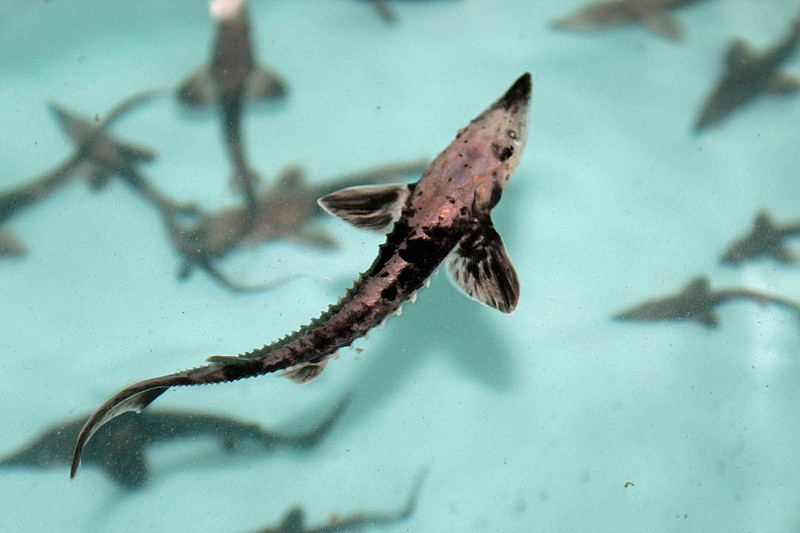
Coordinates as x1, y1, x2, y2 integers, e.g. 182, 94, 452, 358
71, 380, 173, 478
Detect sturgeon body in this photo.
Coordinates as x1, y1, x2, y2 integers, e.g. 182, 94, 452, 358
71, 73, 533, 478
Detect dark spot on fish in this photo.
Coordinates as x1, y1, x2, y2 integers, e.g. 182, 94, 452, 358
493, 143, 514, 162
396, 264, 424, 293
399, 237, 441, 265
489, 183, 503, 208
381, 285, 398, 301
374, 220, 412, 267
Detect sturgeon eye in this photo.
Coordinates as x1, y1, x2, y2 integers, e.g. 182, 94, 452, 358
493, 143, 514, 162
507, 129, 517, 140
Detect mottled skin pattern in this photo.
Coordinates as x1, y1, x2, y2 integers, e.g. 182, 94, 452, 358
71, 73, 532, 477
166, 160, 428, 292
0, 90, 160, 254
251, 471, 423, 532
552, 0, 704, 37
695, 18, 800, 131
4, 399, 346, 490
721, 211, 800, 265
613, 275, 800, 327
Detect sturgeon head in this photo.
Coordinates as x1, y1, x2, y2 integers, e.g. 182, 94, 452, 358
71, 73, 532, 479
177, 0, 287, 107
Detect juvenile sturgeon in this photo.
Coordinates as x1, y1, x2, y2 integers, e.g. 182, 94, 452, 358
0, 90, 161, 256
695, 16, 800, 131
71, 73, 532, 477
4, 398, 347, 490
613, 275, 800, 327
166, 159, 428, 292
552, 0, 706, 40
49, 102, 195, 217
249, 470, 425, 532
720, 210, 800, 265
177, 0, 287, 211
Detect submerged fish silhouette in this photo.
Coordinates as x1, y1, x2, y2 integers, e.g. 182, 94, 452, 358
250, 470, 425, 532
71, 73, 532, 478
177, 0, 287, 210
552, 0, 706, 40
50, 101, 195, 217
613, 275, 800, 327
720, 210, 800, 265
695, 16, 800, 131
166, 159, 428, 292
4, 399, 347, 490
0, 90, 161, 256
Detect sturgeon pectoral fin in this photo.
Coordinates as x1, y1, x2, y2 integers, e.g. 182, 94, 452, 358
115, 141, 157, 164
281, 361, 328, 385
447, 222, 520, 314
765, 73, 800, 94
641, 13, 683, 40
771, 244, 796, 263
318, 183, 414, 232
694, 312, 719, 328
246, 65, 288, 101
71, 378, 177, 479
0, 230, 25, 257
176, 67, 215, 107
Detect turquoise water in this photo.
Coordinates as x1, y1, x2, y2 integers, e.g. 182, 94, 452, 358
1, 1, 800, 531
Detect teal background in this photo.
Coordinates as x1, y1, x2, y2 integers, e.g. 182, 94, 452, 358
1, 1, 799, 531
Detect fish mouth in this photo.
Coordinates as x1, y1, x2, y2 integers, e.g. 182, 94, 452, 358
495, 73, 532, 112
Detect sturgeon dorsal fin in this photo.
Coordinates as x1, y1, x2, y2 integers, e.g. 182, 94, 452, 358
726, 38, 758, 68
176, 66, 215, 107
280, 508, 305, 531
318, 183, 414, 232
694, 311, 720, 328
641, 12, 683, 40
446, 221, 519, 314
281, 360, 328, 385
683, 276, 711, 298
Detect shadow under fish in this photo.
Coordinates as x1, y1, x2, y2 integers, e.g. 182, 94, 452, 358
248, 469, 425, 533
694, 14, 800, 131
720, 210, 800, 265
3, 397, 348, 490
613, 275, 800, 328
